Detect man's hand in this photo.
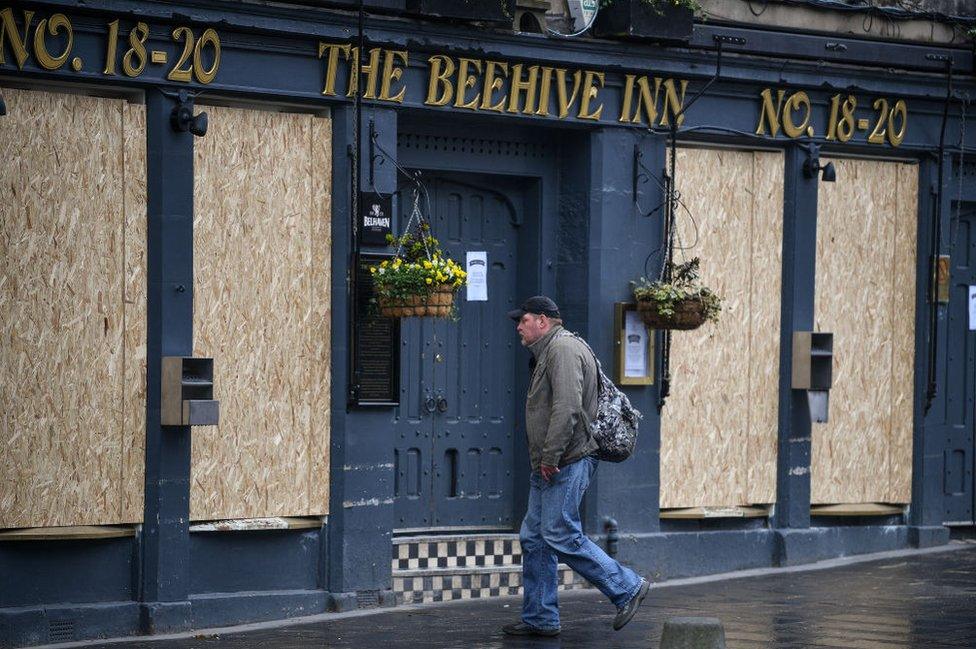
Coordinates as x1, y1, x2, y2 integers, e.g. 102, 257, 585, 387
540, 464, 560, 482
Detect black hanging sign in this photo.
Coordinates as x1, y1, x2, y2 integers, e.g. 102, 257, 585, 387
359, 193, 393, 246
351, 252, 401, 406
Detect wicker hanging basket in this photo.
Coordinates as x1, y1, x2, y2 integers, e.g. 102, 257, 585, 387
637, 297, 707, 331
378, 284, 455, 318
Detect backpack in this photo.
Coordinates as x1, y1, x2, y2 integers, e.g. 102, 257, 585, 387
562, 331, 643, 463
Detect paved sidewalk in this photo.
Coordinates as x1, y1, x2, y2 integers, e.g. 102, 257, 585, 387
57, 542, 976, 649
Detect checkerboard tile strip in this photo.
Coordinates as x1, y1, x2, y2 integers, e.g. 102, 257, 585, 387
393, 536, 521, 571
394, 566, 583, 605
392, 535, 589, 604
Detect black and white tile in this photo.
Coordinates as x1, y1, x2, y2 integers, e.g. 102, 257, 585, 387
392, 534, 587, 605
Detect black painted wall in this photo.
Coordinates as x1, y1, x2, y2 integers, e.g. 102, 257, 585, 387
0, 2, 974, 646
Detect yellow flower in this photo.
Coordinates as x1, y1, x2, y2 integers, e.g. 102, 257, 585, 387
425, 278, 432, 285
370, 267, 376, 274
423, 260, 432, 269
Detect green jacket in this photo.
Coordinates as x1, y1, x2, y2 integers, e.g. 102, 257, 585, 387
525, 325, 599, 472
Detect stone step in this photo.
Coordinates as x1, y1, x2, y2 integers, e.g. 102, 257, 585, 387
393, 564, 582, 605
393, 533, 521, 572
391, 533, 589, 604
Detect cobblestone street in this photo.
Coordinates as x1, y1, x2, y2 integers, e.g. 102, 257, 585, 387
63, 543, 976, 649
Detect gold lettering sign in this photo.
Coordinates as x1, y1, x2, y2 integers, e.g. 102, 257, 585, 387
480, 60, 508, 112
0, 8, 223, 84
757, 86, 909, 146
319, 41, 350, 96
454, 57, 482, 110
379, 49, 407, 103
0, 8, 912, 147
0, 8, 33, 69
33, 13, 71, 70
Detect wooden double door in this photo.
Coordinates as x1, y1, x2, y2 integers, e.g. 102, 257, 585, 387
392, 172, 528, 531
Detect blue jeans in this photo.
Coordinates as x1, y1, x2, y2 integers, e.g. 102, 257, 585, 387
519, 456, 643, 630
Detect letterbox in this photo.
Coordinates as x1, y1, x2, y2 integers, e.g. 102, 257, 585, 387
792, 332, 833, 423
161, 357, 219, 426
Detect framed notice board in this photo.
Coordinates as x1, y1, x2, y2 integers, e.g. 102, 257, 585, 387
614, 302, 654, 386
351, 252, 400, 406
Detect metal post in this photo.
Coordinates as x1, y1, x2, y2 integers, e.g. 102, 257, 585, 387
140, 88, 195, 632
773, 142, 819, 533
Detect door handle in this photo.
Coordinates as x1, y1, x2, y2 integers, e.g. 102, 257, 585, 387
424, 395, 437, 414
436, 395, 448, 413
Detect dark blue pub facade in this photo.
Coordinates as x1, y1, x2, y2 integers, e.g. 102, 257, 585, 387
1, 0, 975, 646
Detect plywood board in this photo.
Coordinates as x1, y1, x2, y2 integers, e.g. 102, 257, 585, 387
887, 162, 918, 503
308, 117, 333, 514
191, 106, 332, 521
121, 101, 148, 523
813, 158, 916, 505
660, 147, 782, 509
747, 151, 785, 505
0, 88, 146, 527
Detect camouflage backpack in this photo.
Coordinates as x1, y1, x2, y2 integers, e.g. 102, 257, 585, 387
563, 331, 642, 463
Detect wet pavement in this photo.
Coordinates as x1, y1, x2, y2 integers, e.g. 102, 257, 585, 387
87, 543, 976, 648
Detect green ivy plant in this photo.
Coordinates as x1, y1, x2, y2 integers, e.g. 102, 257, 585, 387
632, 257, 722, 322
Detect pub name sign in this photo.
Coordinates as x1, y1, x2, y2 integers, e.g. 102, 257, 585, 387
1, 7, 909, 146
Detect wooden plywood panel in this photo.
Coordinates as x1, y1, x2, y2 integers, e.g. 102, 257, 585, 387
887, 163, 918, 503
0, 88, 145, 527
660, 148, 758, 509
120, 102, 148, 522
307, 117, 333, 513
191, 106, 331, 521
746, 151, 784, 505
813, 158, 899, 504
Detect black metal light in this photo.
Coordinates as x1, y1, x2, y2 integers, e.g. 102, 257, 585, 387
802, 143, 837, 183
170, 90, 208, 137
820, 161, 837, 182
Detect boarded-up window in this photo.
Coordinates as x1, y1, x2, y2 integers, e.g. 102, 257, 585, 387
813, 158, 917, 505
190, 105, 332, 521
0, 88, 147, 528
660, 147, 783, 509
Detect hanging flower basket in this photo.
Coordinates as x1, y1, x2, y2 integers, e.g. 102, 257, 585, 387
636, 297, 708, 330
368, 190, 467, 319
632, 258, 721, 331
378, 283, 456, 318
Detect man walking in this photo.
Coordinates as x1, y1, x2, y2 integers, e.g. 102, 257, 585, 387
502, 296, 649, 637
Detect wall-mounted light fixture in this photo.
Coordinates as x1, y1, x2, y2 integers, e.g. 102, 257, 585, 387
170, 90, 208, 137
802, 143, 837, 182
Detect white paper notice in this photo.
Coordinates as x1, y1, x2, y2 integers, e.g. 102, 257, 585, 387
466, 251, 488, 302
624, 310, 647, 378
969, 286, 976, 331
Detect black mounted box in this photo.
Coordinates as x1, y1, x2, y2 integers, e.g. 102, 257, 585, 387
791, 332, 833, 392
282, 0, 406, 11
405, 0, 517, 25
593, 0, 694, 43
162, 357, 220, 426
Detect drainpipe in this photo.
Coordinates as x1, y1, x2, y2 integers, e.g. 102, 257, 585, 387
603, 517, 619, 558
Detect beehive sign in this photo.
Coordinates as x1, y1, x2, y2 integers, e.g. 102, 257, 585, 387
0, 7, 908, 146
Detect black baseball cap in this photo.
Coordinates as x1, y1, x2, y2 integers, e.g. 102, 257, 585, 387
507, 296, 561, 321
